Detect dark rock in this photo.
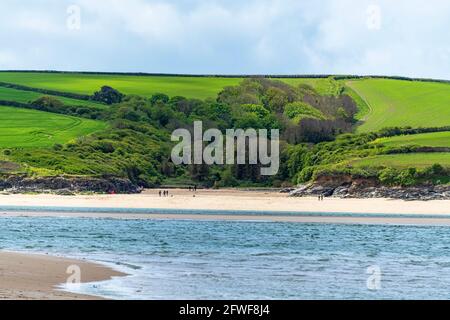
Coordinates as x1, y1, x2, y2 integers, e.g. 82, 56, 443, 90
0, 175, 141, 194
290, 180, 450, 201
280, 188, 295, 193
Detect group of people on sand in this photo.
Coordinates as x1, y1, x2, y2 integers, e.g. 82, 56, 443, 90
158, 187, 198, 197
159, 190, 170, 197
318, 194, 325, 201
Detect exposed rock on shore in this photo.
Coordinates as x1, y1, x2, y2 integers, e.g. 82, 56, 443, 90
290, 177, 450, 201
0, 175, 141, 194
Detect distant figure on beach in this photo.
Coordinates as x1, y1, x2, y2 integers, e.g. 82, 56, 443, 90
159, 190, 162, 197
188, 186, 192, 191
194, 185, 197, 192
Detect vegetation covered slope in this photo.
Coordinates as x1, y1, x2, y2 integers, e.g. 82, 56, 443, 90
373, 131, 450, 148
0, 86, 105, 108
350, 153, 450, 169
347, 79, 450, 133
0, 77, 358, 187
0, 71, 449, 191
0, 72, 239, 99
0, 72, 340, 100
0, 105, 107, 148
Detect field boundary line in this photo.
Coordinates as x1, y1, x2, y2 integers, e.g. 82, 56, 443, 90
346, 81, 373, 123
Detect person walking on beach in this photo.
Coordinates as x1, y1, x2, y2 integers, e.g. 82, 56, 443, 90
159, 190, 162, 197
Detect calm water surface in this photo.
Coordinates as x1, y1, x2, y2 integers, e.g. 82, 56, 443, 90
1, 214, 450, 299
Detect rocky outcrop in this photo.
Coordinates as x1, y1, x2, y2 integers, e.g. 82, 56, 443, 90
0, 175, 141, 194
290, 178, 450, 201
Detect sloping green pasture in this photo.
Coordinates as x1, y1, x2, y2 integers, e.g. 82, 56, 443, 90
347, 79, 450, 133
0, 86, 105, 108
0, 72, 340, 99
349, 153, 450, 169
373, 131, 450, 148
0, 105, 107, 148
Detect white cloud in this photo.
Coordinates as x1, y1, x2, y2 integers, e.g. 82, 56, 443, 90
15, 12, 61, 34
0, 0, 449, 78
0, 51, 18, 68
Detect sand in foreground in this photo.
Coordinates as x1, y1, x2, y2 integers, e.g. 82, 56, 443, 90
0, 251, 125, 300
0, 189, 449, 215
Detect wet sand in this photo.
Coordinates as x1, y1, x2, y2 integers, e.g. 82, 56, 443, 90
0, 251, 126, 300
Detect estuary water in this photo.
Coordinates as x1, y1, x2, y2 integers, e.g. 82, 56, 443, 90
1, 212, 450, 299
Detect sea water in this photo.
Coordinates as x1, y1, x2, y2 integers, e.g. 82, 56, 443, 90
1, 213, 450, 299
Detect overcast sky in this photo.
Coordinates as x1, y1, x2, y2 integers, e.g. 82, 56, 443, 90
0, 0, 449, 78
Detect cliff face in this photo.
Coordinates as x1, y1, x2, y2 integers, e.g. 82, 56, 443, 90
0, 175, 141, 194
290, 175, 450, 201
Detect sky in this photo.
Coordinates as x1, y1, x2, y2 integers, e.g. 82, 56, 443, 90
0, 0, 449, 79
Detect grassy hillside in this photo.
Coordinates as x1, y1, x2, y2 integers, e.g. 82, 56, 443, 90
350, 153, 450, 169
0, 72, 241, 99
0, 86, 105, 108
373, 131, 450, 148
0, 72, 339, 99
0, 105, 107, 148
347, 79, 450, 133
342, 85, 370, 121
0, 71, 449, 190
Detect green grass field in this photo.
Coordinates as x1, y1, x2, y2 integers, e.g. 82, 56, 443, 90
347, 79, 450, 133
342, 85, 370, 121
0, 105, 107, 148
374, 131, 450, 148
350, 153, 450, 169
0, 72, 243, 99
0, 72, 339, 99
0, 72, 449, 184
0, 86, 105, 108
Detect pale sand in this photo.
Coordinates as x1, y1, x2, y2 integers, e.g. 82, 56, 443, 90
0, 189, 449, 225
0, 251, 126, 300
0, 189, 448, 215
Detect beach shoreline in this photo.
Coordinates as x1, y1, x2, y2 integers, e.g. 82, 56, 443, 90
0, 251, 126, 300
0, 189, 449, 225
0, 188, 448, 215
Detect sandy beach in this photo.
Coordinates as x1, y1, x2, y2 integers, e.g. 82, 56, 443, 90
0, 188, 448, 215
0, 189, 449, 225
0, 251, 126, 300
